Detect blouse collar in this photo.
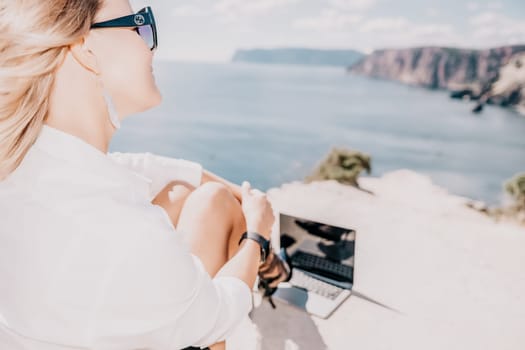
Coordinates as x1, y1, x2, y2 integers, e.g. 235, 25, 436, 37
32, 124, 152, 193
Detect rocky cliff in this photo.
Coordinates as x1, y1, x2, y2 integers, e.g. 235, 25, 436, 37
349, 46, 525, 114
486, 52, 525, 114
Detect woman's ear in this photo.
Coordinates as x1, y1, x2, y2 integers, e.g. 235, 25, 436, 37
69, 38, 100, 75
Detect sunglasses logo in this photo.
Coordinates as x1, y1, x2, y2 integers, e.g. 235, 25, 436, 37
134, 14, 145, 25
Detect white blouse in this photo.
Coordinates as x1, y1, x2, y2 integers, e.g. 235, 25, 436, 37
0, 125, 253, 349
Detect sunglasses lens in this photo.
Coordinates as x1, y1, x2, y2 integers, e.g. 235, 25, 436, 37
137, 25, 154, 49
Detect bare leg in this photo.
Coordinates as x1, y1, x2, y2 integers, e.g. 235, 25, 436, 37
174, 182, 248, 349
155, 181, 286, 349
174, 182, 248, 270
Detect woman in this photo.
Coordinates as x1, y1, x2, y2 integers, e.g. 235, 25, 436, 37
0, 1, 292, 349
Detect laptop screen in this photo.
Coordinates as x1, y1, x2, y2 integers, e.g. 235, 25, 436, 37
279, 212, 355, 285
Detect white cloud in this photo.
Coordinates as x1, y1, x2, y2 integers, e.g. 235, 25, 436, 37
360, 17, 408, 32
467, 2, 480, 12
468, 11, 525, 46
409, 24, 455, 38
292, 9, 363, 30
168, 0, 302, 23
293, 11, 458, 49
296, 13, 454, 40
214, 0, 300, 21
291, 0, 375, 31
426, 7, 440, 17
486, 2, 503, 10
467, 1, 503, 12
354, 17, 457, 48
171, 5, 208, 17
351, 12, 523, 50
330, 0, 377, 11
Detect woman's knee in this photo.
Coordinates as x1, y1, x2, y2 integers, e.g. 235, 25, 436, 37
196, 183, 246, 236
186, 181, 237, 211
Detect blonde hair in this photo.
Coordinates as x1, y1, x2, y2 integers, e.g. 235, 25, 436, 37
0, 0, 103, 181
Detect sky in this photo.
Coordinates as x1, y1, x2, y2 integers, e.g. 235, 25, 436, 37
129, 0, 525, 62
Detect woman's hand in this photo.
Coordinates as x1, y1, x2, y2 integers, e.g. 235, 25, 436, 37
240, 181, 275, 240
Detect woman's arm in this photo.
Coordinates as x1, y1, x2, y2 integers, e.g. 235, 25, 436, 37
201, 168, 243, 203
107, 152, 203, 201
108, 151, 243, 203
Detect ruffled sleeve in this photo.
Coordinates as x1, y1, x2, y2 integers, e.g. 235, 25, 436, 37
107, 151, 203, 200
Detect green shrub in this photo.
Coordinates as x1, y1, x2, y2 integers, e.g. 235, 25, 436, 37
504, 172, 525, 207
305, 147, 371, 187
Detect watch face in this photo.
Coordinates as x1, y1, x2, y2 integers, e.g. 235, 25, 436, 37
265, 240, 271, 261
261, 248, 266, 263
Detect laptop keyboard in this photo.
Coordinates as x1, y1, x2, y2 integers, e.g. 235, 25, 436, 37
288, 269, 345, 300
291, 250, 353, 282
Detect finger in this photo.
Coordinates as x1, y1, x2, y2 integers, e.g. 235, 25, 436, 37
241, 181, 251, 196
252, 188, 265, 196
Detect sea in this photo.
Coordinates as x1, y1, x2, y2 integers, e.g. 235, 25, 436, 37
110, 60, 525, 206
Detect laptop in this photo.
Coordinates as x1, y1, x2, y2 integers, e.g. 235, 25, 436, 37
271, 212, 356, 319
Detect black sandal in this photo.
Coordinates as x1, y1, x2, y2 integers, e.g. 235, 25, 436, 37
257, 247, 293, 308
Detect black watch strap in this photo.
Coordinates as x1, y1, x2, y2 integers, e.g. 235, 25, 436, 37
238, 231, 271, 264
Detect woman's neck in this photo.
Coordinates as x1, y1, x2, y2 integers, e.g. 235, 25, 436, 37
45, 53, 116, 154
42, 118, 114, 154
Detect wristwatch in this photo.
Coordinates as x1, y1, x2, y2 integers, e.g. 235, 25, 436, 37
238, 231, 271, 264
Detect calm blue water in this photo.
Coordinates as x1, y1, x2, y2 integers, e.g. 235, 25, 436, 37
111, 61, 525, 205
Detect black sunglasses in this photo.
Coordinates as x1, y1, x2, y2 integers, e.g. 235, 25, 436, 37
90, 6, 157, 51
